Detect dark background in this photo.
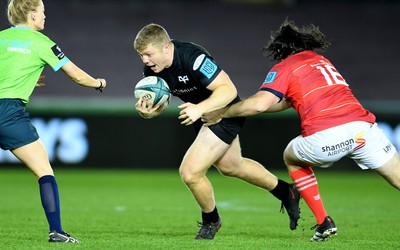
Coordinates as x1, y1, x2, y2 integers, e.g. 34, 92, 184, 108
0, 0, 399, 169
1, 0, 399, 101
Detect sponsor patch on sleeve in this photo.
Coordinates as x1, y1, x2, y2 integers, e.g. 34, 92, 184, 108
199, 58, 217, 79
264, 71, 277, 84
51, 44, 65, 60
193, 54, 206, 70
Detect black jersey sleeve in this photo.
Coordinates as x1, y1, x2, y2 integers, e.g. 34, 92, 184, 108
172, 40, 222, 88
186, 50, 222, 88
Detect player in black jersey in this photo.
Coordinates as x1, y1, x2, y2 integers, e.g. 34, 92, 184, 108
133, 23, 300, 239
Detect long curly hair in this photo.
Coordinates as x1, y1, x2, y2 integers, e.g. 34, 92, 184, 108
262, 19, 331, 61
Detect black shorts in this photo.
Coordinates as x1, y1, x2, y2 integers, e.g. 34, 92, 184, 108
0, 99, 39, 150
193, 117, 245, 144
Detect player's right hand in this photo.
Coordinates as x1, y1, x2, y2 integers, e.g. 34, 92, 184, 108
135, 97, 164, 119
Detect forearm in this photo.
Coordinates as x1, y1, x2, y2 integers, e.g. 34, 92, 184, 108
264, 99, 291, 112
223, 99, 263, 118
198, 84, 236, 114
70, 69, 102, 88
223, 91, 277, 118
61, 61, 103, 89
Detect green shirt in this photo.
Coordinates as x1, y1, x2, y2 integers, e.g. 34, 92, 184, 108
0, 26, 69, 104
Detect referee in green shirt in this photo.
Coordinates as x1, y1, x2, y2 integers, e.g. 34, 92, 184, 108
0, 0, 106, 243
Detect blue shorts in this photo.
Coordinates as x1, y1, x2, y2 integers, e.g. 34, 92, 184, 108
0, 99, 39, 150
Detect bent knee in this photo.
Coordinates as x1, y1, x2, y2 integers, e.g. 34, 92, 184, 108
179, 165, 203, 186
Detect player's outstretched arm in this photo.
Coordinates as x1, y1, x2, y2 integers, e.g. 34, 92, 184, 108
61, 61, 106, 91
265, 98, 291, 112
223, 91, 280, 118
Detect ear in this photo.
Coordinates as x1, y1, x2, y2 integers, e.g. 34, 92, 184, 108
163, 43, 170, 50
163, 42, 173, 53
30, 11, 36, 21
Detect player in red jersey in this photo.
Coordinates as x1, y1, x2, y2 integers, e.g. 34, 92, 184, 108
203, 19, 400, 242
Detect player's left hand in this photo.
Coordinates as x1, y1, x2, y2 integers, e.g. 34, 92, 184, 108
178, 102, 202, 126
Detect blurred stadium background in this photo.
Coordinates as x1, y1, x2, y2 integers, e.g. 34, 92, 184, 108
0, 0, 399, 169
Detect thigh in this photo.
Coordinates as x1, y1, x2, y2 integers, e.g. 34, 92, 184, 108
215, 136, 241, 168
12, 139, 53, 178
180, 126, 230, 176
288, 134, 337, 168
283, 139, 310, 170
374, 153, 400, 189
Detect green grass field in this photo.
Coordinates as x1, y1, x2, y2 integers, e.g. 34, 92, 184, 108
0, 168, 399, 250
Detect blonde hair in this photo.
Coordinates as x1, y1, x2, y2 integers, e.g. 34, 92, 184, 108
7, 0, 40, 26
134, 23, 171, 52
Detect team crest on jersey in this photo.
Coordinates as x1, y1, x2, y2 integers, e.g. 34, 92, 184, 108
264, 71, 277, 84
51, 45, 65, 60
199, 58, 217, 79
178, 75, 189, 84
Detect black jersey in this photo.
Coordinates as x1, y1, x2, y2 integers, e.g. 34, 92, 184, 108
143, 40, 244, 144
143, 40, 240, 104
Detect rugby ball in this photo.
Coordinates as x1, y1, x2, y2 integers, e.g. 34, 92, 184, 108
134, 76, 171, 106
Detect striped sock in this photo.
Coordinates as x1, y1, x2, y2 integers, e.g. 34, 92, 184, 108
289, 167, 327, 224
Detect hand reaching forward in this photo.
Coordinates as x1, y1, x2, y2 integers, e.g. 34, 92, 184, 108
178, 102, 203, 126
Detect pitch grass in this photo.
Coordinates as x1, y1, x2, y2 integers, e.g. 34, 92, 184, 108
0, 168, 399, 250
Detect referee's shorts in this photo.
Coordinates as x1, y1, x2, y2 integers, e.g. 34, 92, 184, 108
0, 99, 39, 150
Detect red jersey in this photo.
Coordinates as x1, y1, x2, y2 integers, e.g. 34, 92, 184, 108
260, 50, 375, 136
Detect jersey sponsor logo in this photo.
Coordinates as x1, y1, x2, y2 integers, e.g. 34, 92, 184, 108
321, 138, 354, 156
6, 40, 32, 54
51, 45, 65, 60
193, 54, 206, 70
354, 131, 366, 151
321, 132, 366, 156
264, 71, 277, 83
178, 75, 189, 84
171, 86, 198, 96
199, 58, 217, 79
